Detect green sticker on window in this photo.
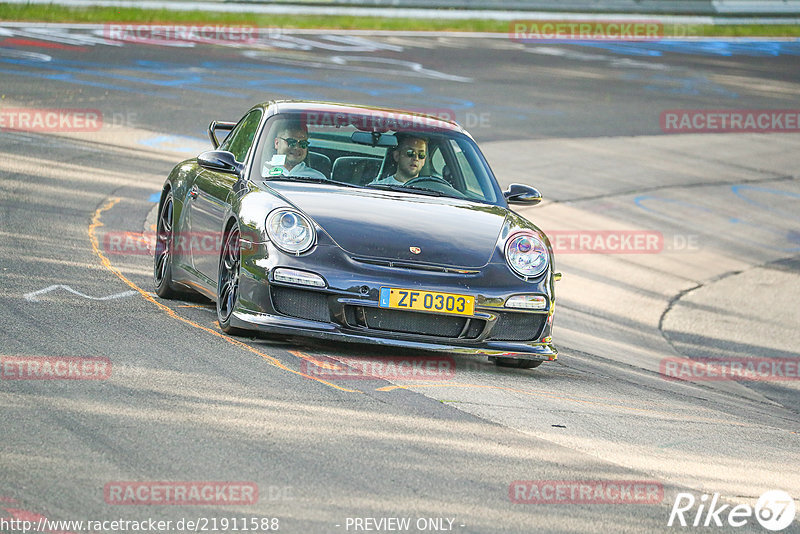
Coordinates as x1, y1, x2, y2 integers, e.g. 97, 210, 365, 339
269, 167, 284, 176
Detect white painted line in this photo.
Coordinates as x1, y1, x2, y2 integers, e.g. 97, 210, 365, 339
24, 284, 137, 302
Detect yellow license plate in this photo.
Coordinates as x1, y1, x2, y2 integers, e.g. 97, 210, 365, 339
379, 287, 475, 316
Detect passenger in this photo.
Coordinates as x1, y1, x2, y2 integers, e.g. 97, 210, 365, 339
264, 121, 327, 179
369, 134, 427, 186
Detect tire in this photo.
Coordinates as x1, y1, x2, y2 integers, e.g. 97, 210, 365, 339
216, 222, 248, 335
493, 357, 542, 369
154, 191, 184, 299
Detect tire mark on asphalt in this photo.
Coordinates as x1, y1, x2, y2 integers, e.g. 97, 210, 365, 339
558, 173, 796, 205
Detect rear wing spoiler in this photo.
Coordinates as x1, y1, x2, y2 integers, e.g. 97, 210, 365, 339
207, 120, 237, 149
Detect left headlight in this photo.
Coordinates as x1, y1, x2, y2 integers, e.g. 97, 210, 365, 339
505, 232, 548, 278
266, 208, 315, 254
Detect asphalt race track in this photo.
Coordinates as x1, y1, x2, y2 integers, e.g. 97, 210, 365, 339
1, 24, 799, 534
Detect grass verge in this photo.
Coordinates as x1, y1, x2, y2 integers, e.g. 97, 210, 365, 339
0, 3, 799, 36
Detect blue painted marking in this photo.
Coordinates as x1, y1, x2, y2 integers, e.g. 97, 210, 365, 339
731, 184, 800, 202
198, 61, 308, 74
573, 41, 664, 56
570, 39, 800, 58
647, 75, 738, 98
730, 184, 800, 221
149, 193, 161, 203
0, 57, 433, 100
420, 97, 474, 111
622, 72, 738, 98
379, 287, 390, 307
0, 58, 192, 95
0, 64, 172, 97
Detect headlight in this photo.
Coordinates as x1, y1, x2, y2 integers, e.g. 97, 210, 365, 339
266, 209, 315, 254
505, 233, 548, 278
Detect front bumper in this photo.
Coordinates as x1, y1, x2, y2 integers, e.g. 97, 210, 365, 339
235, 242, 557, 362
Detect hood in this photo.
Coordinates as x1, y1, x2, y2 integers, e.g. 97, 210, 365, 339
265, 182, 508, 268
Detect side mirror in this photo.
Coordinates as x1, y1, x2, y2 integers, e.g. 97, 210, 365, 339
503, 183, 542, 205
198, 150, 243, 175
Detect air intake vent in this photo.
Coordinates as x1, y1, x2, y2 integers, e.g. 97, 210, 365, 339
271, 287, 330, 323
347, 306, 483, 339
488, 312, 547, 341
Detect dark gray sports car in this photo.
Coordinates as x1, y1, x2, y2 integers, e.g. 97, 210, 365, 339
154, 101, 559, 368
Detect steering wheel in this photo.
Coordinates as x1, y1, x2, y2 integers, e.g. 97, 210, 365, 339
405, 175, 454, 187
404, 175, 467, 198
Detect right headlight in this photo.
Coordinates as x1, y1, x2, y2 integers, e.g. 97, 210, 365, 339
505, 232, 548, 278
266, 209, 315, 254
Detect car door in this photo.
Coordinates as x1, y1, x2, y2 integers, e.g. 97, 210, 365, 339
189, 109, 262, 288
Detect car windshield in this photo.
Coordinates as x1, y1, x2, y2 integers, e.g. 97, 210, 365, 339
251, 110, 501, 204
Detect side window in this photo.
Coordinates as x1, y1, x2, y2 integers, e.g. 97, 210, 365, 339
220, 109, 263, 162
450, 139, 482, 196
429, 146, 445, 176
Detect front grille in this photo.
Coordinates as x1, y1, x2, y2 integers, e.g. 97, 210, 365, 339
348, 306, 480, 339
350, 257, 479, 274
488, 312, 547, 341
271, 286, 330, 323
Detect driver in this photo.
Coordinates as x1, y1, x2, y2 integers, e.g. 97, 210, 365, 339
264, 120, 327, 179
369, 134, 427, 185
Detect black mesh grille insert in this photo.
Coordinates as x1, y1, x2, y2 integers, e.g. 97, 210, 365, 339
488, 312, 547, 341
271, 287, 330, 323
358, 307, 467, 338
465, 319, 485, 339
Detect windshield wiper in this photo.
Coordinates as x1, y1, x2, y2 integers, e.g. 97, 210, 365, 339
264, 175, 359, 188
367, 184, 446, 197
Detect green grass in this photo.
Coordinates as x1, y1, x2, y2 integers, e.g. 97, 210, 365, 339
701, 24, 800, 37
1, 3, 799, 36
0, 4, 508, 31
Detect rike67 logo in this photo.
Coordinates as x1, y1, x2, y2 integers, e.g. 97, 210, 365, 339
668, 490, 796, 531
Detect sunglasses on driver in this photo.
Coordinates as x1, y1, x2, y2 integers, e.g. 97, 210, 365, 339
402, 149, 426, 160
278, 137, 311, 149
